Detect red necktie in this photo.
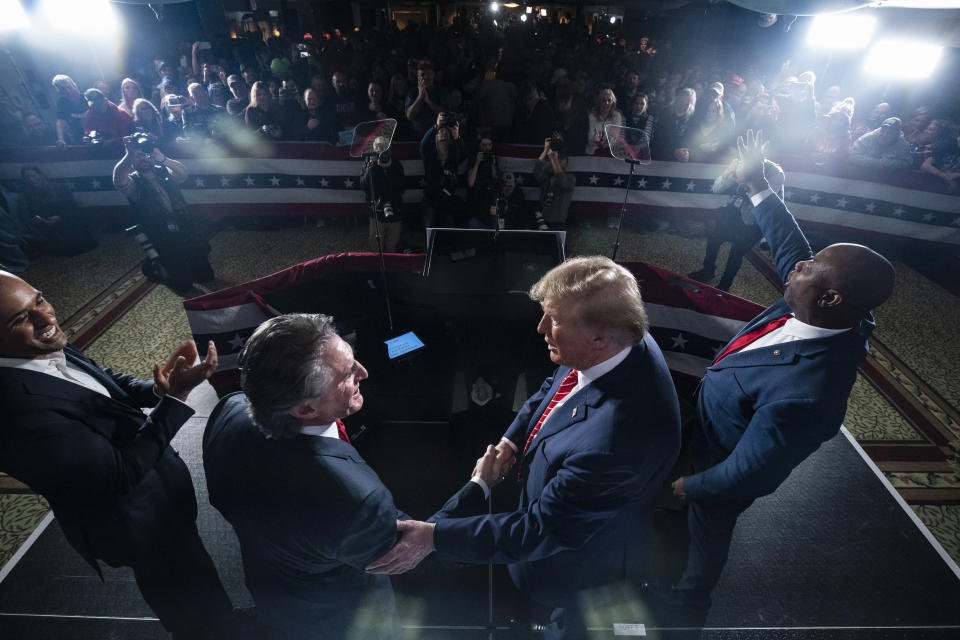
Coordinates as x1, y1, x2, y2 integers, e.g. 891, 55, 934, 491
522, 369, 579, 456
713, 314, 791, 365
336, 419, 351, 444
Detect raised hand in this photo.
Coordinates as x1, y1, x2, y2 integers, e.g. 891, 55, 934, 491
735, 129, 768, 193
365, 520, 436, 575
153, 340, 218, 402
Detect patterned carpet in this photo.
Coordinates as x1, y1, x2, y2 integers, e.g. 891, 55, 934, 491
2, 216, 958, 573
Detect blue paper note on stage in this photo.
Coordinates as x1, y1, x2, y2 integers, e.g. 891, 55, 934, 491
385, 331, 424, 359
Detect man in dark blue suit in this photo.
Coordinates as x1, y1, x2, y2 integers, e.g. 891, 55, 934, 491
203, 314, 494, 640
669, 131, 896, 611
0, 271, 234, 639
366, 257, 683, 638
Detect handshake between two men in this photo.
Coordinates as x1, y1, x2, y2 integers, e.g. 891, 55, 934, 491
203, 255, 681, 640
360, 254, 682, 639
365, 441, 517, 575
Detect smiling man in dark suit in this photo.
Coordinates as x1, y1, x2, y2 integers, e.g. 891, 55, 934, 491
203, 313, 495, 640
0, 271, 233, 639
366, 256, 683, 639
668, 131, 896, 614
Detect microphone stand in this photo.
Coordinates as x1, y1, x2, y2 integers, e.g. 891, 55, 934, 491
365, 157, 395, 334
493, 195, 505, 243
611, 160, 638, 261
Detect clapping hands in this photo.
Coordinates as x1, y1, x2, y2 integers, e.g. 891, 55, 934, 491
153, 340, 218, 402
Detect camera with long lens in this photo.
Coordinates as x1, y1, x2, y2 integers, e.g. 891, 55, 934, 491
127, 131, 158, 154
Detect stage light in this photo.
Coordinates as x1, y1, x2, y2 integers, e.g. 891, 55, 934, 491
806, 13, 876, 50
864, 38, 943, 79
490, 2, 499, 11
521, 14, 527, 22
0, 0, 29, 31
40, 0, 120, 36
610, 16, 617, 24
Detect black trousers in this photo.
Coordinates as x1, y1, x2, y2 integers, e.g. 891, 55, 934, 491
123, 521, 234, 639
148, 224, 214, 290
699, 207, 763, 291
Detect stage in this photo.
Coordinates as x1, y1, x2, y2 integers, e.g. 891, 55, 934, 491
1, 247, 958, 639
1, 382, 958, 639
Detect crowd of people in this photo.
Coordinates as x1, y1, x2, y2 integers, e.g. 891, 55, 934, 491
0, 13, 957, 275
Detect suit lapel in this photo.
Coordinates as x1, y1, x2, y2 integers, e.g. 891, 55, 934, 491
521, 344, 643, 459
64, 347, 140, 408
708, 304, 872, 372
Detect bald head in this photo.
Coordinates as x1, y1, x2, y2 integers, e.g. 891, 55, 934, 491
820, 243, 895, 312
786, 243, 894, 328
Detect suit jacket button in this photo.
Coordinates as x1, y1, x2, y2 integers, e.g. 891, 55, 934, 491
773, 349, 781, 355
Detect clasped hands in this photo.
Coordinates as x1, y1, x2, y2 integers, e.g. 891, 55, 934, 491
364, 441, 515, 575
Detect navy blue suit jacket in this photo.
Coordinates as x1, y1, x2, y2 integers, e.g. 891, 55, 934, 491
203, 392, 484, 639
433, 335, 682, 607
684, 194, 874, 504
0, 345, 198, 571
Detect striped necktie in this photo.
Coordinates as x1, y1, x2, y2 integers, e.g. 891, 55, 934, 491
522, 369, 579, 456
713, 314, 791, 365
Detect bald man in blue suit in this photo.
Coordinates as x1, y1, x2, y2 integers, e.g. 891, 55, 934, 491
670, 131, 897, 613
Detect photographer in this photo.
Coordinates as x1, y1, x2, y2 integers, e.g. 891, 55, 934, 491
469, 172, 530, 230
360, 138, 406, 252
467, 136, 499, 222
419, 115, 465, 229
112, 134, 214, 291
688, 156, 785, 291
532, 135, 576, 230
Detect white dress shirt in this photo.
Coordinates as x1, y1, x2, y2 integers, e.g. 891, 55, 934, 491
739, 315, 851, 354
300, 422, 340, 439
498, 344, 634, 455
0, 352, 111, 397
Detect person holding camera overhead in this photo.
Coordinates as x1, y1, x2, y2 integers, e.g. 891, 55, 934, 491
112, 134, 214, 291
419, 112, 465, 229
467, 136, 500, 223
533, 135, 576, 230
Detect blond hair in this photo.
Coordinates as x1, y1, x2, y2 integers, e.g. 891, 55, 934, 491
529, 256, 648, 345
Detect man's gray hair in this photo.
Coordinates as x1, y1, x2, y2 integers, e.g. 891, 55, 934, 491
238, 314, 338, 439
529, 256, 649, 346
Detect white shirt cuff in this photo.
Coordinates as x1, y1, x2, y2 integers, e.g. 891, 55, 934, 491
469, 476, 490, 499
154, 384, 191, 408
749, 188, 775, 207
500, 436, 518, 453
